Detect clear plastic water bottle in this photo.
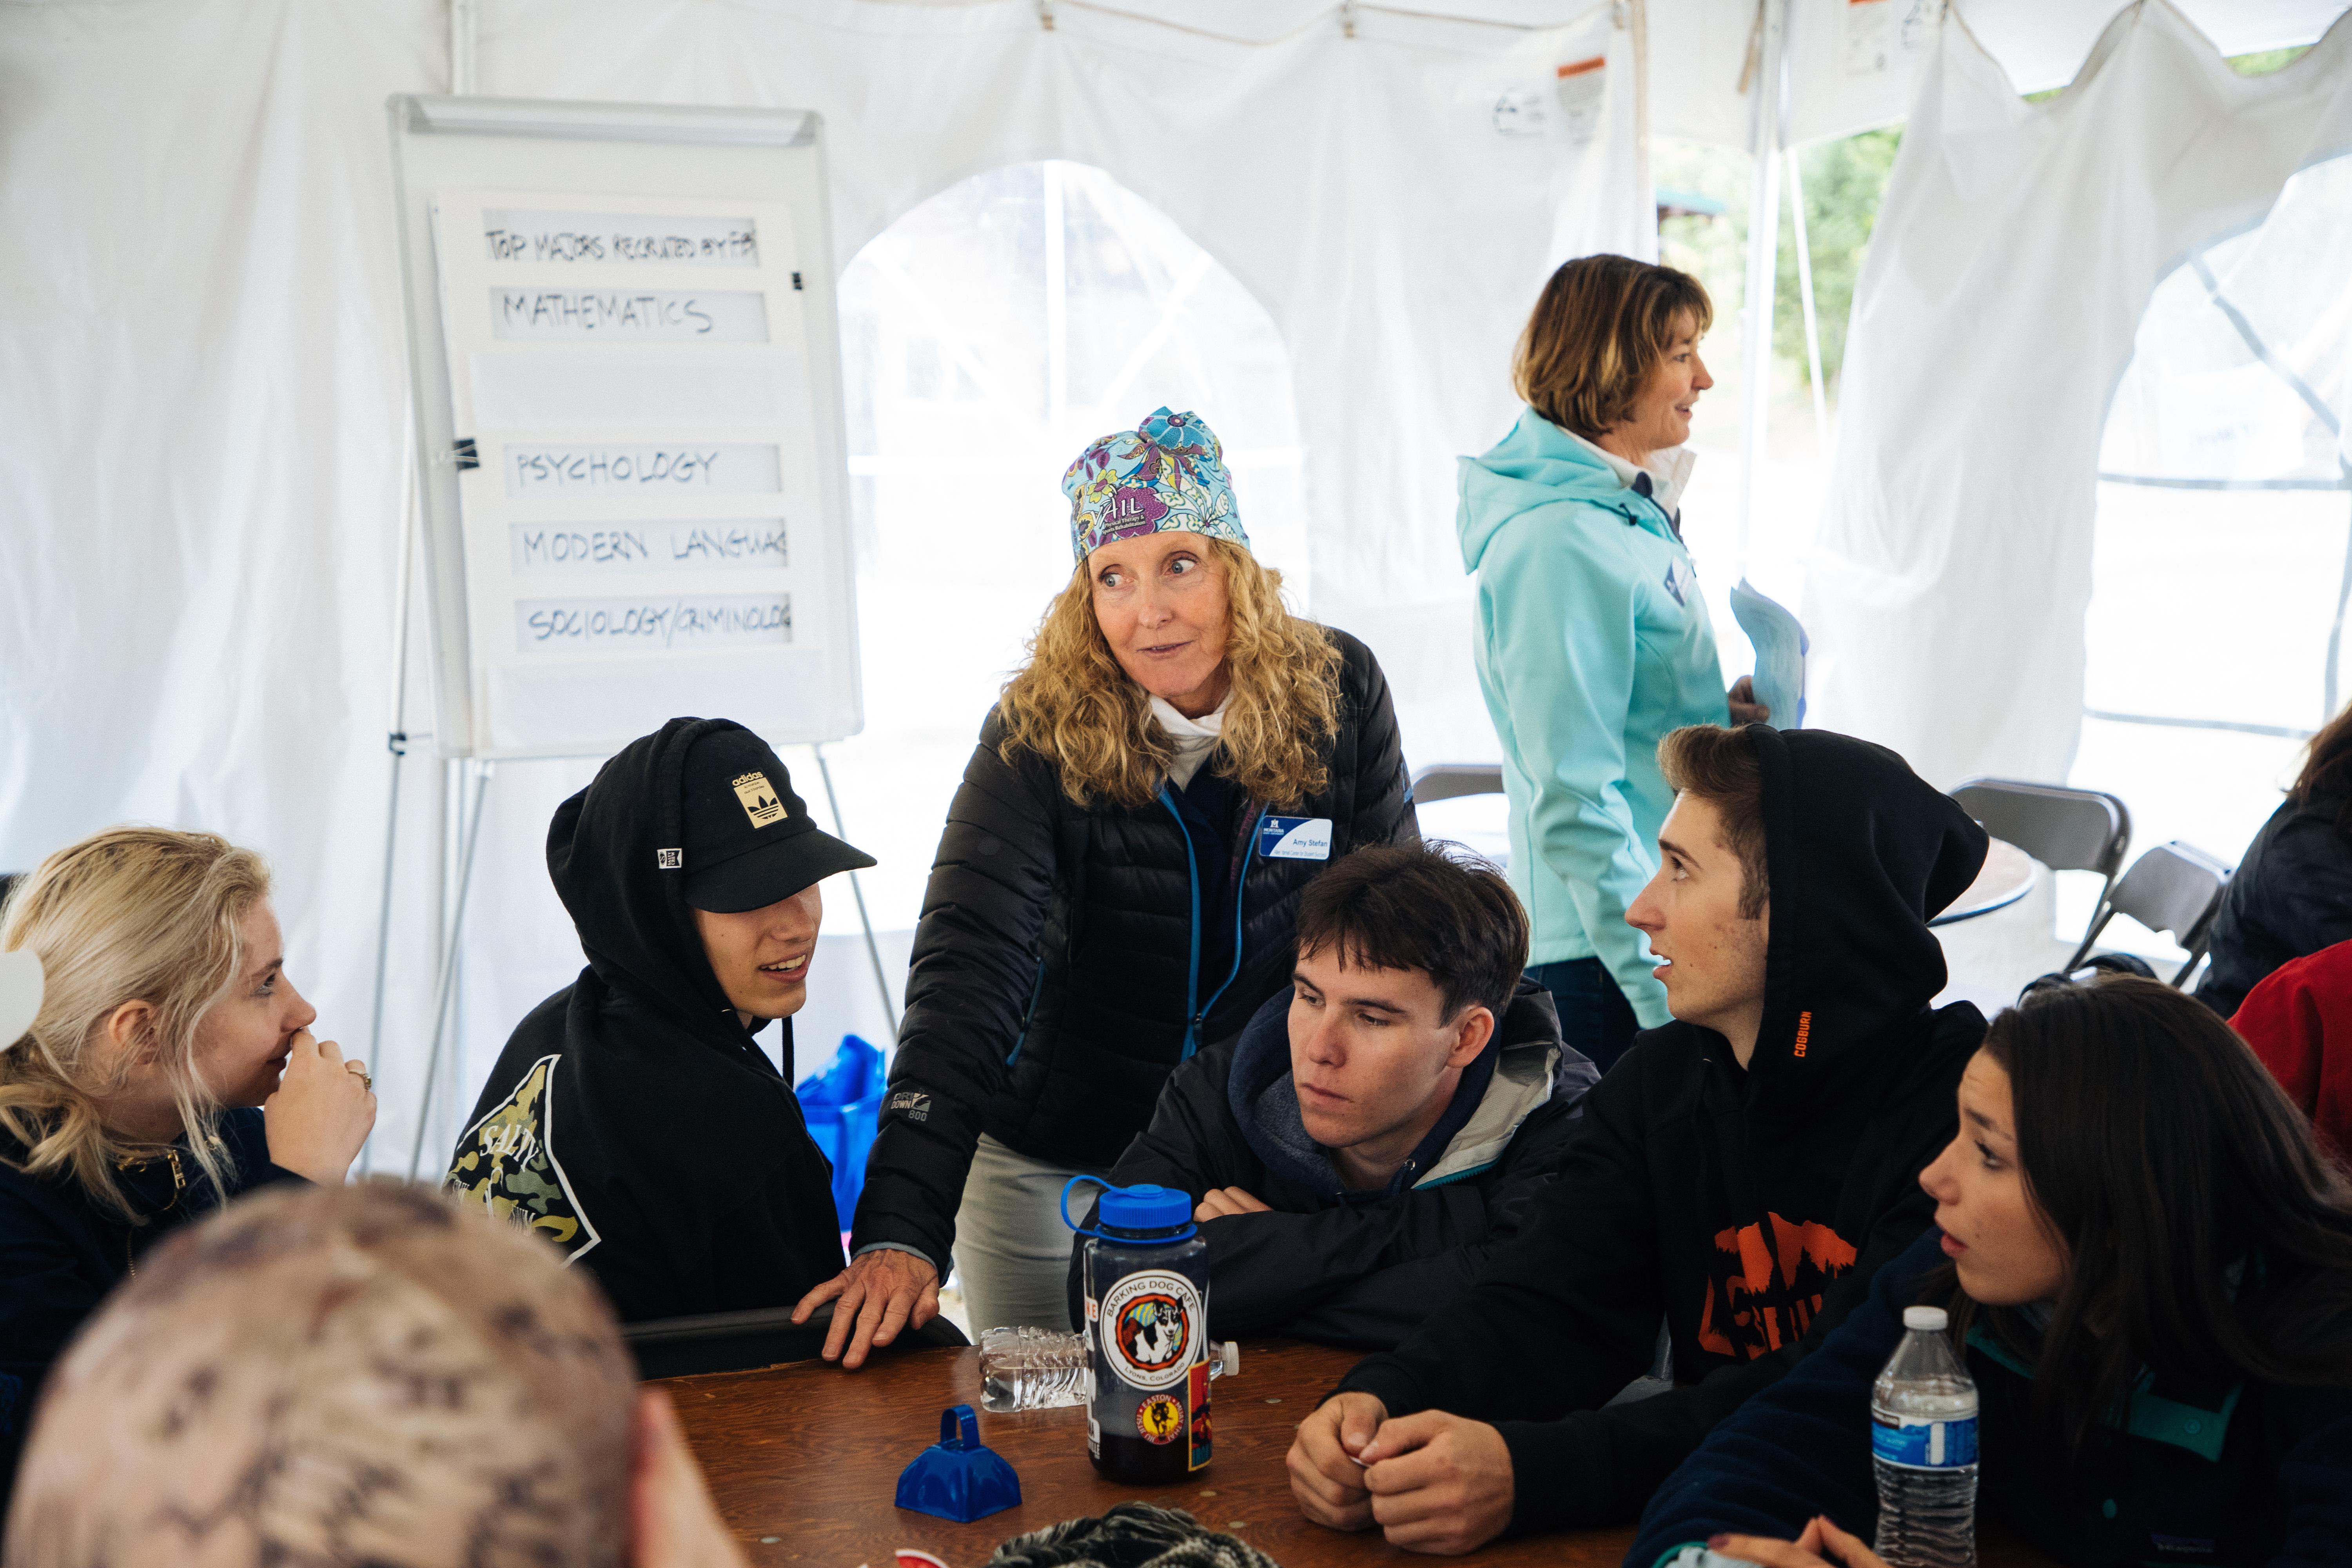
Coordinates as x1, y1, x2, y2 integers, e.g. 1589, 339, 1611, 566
1872, 1305, 1980, 1568
978, 1325, 1238, 1413
979, 1326, 1091, 1412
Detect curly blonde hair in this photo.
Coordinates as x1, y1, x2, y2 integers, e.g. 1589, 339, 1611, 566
998, 538, 1344, 809
0, 827, 272, 1219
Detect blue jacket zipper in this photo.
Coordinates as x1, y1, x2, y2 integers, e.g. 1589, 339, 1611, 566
1158, 789, 1267, 1059
1198, 805, 1267, 1035
1157, 788, 1205, 1057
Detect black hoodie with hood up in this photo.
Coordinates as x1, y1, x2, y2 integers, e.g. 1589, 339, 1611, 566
1332, 727, 1989, 1535
446, 718, 846, 1323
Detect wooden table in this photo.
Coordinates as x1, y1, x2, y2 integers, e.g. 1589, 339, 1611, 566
662, 1340, 2054, 1568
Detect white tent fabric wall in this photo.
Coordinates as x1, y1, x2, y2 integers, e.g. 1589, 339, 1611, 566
0, 0, 1650, 1172
453, 0, 1656, 1164
1802, 0, 2352, 790
0, 0, 453, 1160
6, 0, 2351, 1176
474, 0, 1650, 778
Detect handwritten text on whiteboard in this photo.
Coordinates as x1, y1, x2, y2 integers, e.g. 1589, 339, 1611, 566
504, 444, 782, 496
483, 209, 759, 267
509, 521, 788, 573
491, 289, 768, 341
515, 594, 792, 653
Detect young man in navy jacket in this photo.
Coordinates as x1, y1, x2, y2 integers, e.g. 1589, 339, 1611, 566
1287, 725, 1989, 1551
1067, 841, 1598, 1348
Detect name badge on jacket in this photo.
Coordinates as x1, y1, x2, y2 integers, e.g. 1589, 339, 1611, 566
1258, 816, 1333, 860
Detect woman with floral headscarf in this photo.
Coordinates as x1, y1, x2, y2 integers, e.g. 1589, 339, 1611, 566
793, 408, 1415, 1359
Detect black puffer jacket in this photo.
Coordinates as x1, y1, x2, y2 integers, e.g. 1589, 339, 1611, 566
2198, 790, 2352, 1017
852, 629, 1414, 1274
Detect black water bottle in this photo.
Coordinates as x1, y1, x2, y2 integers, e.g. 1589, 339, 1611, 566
1063, 1178, 1212, 1483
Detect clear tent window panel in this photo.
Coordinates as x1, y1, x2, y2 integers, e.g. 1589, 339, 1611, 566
2074, 151, 2352, 956
824, 161, 1308, 931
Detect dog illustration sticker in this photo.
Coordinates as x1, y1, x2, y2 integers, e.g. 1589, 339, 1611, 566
1098, 1272, 1203, 1392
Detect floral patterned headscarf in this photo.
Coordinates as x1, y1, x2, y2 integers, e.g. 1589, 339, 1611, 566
1061, 407, 1248, 561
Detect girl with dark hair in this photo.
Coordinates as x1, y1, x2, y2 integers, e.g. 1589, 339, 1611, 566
2199, 701, 2352, 1016
1629, 976, 2352, 1568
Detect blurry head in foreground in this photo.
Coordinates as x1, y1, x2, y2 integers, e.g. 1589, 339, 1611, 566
5, 1181, 743, 1568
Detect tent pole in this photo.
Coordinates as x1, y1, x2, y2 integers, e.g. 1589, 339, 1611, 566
813, 744, 900, 1035
1784, 148, 1829, 452
1631, 0, 1654, 258
358, 422, 421, 1178
448, 0, 477, 94
1735, 0, 1789, 577
408, 759, 493, 1181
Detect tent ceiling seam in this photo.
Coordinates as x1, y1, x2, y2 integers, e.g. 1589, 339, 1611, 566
1056, 0, 1606, 46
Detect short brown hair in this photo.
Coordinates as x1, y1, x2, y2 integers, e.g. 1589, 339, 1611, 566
1296, 840, 1529, 1021
7, 1182, 637, 1568
1514, 254, 1713, 441
1657, 724, 1769, 918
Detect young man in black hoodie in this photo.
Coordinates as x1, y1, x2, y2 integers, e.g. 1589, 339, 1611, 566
446, 717, 877, 1324
1286, 724, 1988, 1551
1064, 842, 1599, 1348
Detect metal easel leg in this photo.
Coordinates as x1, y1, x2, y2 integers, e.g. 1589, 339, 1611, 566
812, 742, 900, 1034
406, 759, 494, 1180
359, 418, 426, 1178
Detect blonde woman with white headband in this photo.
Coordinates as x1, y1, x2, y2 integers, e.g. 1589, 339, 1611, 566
0, 827, 375, 1507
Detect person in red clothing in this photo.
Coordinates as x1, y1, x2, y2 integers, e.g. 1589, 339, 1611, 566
2229, 936, 2352, 1161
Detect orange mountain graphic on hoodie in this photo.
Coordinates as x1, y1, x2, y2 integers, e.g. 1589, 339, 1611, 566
1695, 1212, 1860, 1359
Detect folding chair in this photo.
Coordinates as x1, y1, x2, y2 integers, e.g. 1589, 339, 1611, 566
1408, 762, 1504, 806
2073, 841, 2234, 989
621, 1300, 969, 1379
1948, 779, 2131, 968
1409, 763, 1507, 848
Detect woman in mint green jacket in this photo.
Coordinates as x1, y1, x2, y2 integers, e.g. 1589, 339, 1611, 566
1463, 255, 1762, 1073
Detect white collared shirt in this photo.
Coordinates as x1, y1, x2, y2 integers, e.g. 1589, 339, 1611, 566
1562, 427, 1695, 520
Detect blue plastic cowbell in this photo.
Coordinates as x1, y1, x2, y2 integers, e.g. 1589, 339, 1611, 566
895, 1404, 1022, 1523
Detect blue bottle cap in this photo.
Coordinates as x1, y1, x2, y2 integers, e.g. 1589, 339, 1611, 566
1098, 1183, 1192, 1232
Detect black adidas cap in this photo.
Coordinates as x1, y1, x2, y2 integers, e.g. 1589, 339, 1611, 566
676, 728, 876, 913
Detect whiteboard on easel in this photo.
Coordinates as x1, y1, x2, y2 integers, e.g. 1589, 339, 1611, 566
388, 97, 861, 759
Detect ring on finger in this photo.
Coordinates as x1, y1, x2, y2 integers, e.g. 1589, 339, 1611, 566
344, 1062, 373, 1091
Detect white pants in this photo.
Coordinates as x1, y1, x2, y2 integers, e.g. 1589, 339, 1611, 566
952, 1133, 1110, 1334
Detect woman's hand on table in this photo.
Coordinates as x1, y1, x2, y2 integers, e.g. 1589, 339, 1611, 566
790, 1247, 939, 1370
262, 1029, 375, 1185
1196, 1186, 1272, 1219
1710, 1516, 1888, 1567
1288, 1392, 1386, 1531
1357, 1410, 1515, 1553
1729, 676, 1771, 726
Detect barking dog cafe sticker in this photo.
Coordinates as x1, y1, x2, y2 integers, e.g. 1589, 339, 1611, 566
1101, 1271, 1213, 1471
1100, 1272, 1201, 1391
